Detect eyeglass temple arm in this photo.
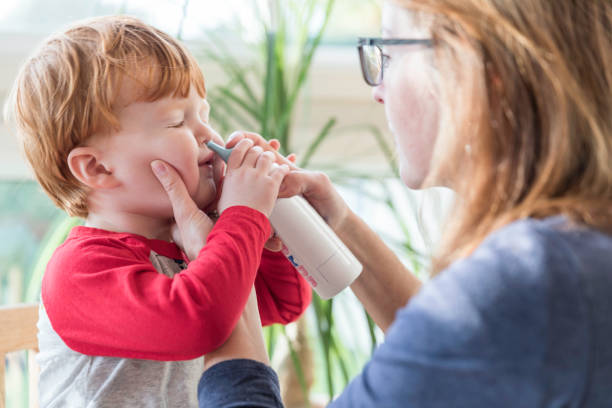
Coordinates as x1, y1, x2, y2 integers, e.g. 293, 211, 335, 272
357, 37, 433, 46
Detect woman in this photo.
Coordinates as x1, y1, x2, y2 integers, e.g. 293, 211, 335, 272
154, 0, 612, 406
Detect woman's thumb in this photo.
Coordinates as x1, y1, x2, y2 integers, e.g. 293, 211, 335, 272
277, 171, 305, 198
151, 160, 197, 223
151, 160, 178, 195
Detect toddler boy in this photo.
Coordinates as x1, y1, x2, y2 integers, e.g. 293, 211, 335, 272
6, 15, 310, 407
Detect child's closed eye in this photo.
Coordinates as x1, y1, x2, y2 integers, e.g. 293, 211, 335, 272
168, 121, 185, 128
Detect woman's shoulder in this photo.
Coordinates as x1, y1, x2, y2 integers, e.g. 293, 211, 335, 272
396, 216, 609, 350
389, 216, 605, 371
446, 216, 611, 291
477, 216, 611, 269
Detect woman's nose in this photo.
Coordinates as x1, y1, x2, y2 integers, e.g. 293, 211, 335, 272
372, 83, 385, 104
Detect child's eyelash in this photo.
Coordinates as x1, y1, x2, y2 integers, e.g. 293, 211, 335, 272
169, 121, 185, 128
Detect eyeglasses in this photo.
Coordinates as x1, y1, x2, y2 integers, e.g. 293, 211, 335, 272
357, 37, 434, 86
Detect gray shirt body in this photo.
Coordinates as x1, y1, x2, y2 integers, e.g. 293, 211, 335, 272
37, 250, 202, 408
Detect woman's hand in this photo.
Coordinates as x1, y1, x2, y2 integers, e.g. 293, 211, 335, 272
278, 170, 352, 232
151, 160, 214, 261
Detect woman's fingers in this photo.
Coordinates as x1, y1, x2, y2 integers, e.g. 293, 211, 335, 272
226, 131, 296, 169
150, 160, 198, 225
151, 159, 214, 260
267, 139, 281, 151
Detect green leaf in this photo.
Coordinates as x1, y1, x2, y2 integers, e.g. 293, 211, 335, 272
281, 325, 311, 407
26, 216, 82, 302
265, 324, 280, 359
365, 310, 378, 353
200, 33, 260, 106
216, 86, 262, 122
275, 0, 336, 142
208, 89, 259, 131
261, 31, 278, 140
299, 117, 337, 168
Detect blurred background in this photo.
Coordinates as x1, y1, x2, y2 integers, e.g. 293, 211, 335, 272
0, 0, 453, 406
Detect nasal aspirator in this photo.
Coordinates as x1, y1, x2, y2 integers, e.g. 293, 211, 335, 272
207, 141, 363, 299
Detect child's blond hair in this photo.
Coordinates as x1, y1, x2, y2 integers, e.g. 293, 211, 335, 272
5, 15, 206, 218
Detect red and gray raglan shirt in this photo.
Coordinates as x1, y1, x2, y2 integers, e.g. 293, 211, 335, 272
36, 206, 312, 407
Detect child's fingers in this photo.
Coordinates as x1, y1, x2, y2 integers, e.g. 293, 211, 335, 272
227, 131, 275, 151
226, 131, 266, 149
225, 131, 246, 148
263, 234, 283, 252
242, 145, 263, 168
255, 151, 275, 173
270, 164, 290, 185
227, 138, 253, 169
226, 131, 296, 168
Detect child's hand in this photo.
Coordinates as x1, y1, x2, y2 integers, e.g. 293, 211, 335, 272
218, 139, 290, 217
151, 160, 214, 261
224, 132, 294, 252
225, 131, 297, 167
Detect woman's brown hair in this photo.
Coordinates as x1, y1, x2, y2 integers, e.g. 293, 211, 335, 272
398, 0, 612, 273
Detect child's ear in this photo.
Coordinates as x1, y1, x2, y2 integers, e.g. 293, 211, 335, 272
67, 147, 120, 189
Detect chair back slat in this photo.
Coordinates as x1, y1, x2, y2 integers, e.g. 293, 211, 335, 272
0, 304, 39, 353
0, 304, 39, 408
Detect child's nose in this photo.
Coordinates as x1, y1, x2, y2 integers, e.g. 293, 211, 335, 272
194, 122, 213, 145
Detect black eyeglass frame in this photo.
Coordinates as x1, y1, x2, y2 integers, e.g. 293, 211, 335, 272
357, 37, 434, 86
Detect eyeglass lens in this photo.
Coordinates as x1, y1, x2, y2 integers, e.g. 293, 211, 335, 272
360, 45, 383, 86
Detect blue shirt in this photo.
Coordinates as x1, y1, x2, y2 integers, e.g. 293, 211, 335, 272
198, 217, 612, 407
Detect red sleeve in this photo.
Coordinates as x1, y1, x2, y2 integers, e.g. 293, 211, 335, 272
255, 249, 312, 326
41, 206, 270, 361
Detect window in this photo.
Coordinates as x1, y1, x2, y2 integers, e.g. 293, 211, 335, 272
0, 0, 381, 42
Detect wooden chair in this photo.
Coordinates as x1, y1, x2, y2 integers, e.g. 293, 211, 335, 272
0, 303, 39, 408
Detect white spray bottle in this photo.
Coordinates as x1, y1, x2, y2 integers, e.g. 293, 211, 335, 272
207, 141, 362, 299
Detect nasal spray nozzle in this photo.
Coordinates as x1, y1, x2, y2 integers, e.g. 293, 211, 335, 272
207, 140, 362, 299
